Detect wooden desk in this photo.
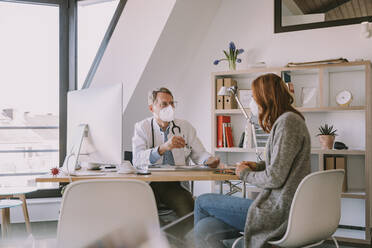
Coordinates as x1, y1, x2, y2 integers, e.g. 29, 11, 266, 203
35, 171, 239, 183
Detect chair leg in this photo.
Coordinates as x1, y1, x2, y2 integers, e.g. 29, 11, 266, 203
331, 236, 339, 248
17, 194, 32, 234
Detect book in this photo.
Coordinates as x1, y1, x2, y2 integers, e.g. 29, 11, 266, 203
225, 123, 234, 147
217, 116, 230, 148
243, 122, 252, 149
238, 132, 245, 148
286, 58, 348, 67
222, 123, 227, 147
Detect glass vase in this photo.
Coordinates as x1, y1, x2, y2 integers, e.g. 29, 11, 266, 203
228, 59, 236, 70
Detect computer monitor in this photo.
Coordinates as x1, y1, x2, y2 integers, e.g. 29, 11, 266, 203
62, 83, 123, 173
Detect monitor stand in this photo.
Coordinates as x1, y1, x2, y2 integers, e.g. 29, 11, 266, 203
62, 124, 88, 175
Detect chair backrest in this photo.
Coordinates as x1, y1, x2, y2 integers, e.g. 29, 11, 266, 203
57, 179, 159, 248
277, 169, 344, 247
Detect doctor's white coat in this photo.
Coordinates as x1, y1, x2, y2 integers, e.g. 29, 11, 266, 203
132, 117, 211, 167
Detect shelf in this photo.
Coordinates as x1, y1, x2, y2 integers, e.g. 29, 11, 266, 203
341, 190, 366, 199
333, 228, 367, 244
215, 147, 365, 155
297, 106, 365, 112
214, 109, 247, 115
311, 149, 365, 155
214, 147, 264, 153
214, 106, 365, 115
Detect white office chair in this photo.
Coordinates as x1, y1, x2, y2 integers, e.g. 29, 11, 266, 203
57, 179, 161, 248
232, 169, 344, 248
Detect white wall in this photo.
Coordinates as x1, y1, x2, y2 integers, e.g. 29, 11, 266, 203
90, 0, 177, 111
121, 0, 221, 151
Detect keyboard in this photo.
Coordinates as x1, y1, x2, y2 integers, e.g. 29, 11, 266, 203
70, 171, 107, 176
148, 165, 214, 172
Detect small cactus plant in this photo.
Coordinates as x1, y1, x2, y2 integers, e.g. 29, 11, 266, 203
317, 124, 337, 136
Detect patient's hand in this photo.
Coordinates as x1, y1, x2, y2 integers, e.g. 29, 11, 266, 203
205, 156, 220, 168
235, 164, 250, 177
239, 161, 258, 170
235, 161, 262, 177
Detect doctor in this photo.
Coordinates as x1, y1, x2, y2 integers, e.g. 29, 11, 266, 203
132, 87, 220, 218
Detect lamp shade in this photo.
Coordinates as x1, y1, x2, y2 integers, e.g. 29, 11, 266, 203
217, 86, 230, 96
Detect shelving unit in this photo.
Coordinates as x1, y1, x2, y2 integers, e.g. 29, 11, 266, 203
211, 61, 372, 244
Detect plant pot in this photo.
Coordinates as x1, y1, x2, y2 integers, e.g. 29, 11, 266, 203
318, 135, 335, 150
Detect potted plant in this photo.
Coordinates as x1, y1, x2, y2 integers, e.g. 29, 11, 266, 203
213, 42, 244, 70
317, 124, 337, 150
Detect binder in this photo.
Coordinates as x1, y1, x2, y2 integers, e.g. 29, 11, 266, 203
217, 116, 231, 148
325, 156, 335, 170
225, 123, 234, 147
335, 156, 347, 192
216, 78, 224, 109
223, 78, 237, 109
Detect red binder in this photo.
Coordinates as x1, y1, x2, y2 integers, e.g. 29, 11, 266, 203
225, 124, 234, 147
217, 116, 230, 148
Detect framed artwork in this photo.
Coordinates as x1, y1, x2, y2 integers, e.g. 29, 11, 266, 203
238, 89, 253, 108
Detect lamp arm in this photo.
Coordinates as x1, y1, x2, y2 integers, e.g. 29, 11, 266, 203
233, 94, 263, 161
233, 94, 249, 120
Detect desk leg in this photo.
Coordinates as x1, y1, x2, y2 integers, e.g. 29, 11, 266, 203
243, 182, 246, 198
219, 181, 223, 194
17, 194, 32, 234
190, 181, 194, 196
1, 208, 10, 239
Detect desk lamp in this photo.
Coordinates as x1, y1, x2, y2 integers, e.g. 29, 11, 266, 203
218, 85, 262, 161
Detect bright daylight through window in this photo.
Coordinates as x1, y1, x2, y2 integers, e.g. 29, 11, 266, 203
0, 2, 59, 187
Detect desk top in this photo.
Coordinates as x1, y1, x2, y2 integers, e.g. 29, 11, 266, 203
35, 171, 239, 183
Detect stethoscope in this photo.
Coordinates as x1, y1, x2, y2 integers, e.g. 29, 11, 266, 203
150, 118, 181, 148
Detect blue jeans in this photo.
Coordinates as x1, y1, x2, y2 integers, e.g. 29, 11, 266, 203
194, 193, 253, 248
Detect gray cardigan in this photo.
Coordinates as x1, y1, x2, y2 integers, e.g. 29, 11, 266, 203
240, 112, 311, 248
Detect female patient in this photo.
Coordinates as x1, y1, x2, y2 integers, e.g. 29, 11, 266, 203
194, 73, 311, 248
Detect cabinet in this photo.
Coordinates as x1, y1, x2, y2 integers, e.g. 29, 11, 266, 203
211, 61, 372, 244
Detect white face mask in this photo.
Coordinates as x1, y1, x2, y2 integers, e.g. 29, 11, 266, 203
249, 99, 259, 117
155, 105, 175, 122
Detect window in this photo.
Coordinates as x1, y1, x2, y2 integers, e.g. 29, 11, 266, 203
77, 0, 119, 89
0, 0, 74, 193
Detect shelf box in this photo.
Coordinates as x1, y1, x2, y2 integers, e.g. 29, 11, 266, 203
341, 190, 366, 199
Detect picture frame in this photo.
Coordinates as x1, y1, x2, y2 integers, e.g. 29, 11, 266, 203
238, 89, 253, 108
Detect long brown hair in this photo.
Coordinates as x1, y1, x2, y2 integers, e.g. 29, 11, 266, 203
252, 73, 304, 133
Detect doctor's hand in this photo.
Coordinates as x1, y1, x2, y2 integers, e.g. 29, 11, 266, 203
204, 156, 220, 168
158, 136, 185, 155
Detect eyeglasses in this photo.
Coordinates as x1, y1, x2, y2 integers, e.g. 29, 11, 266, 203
158, 101, 178, 108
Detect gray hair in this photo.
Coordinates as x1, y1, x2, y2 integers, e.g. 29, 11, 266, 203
148, 87, 173, 105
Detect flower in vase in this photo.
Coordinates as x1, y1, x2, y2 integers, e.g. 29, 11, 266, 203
213, 41, 244, 70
